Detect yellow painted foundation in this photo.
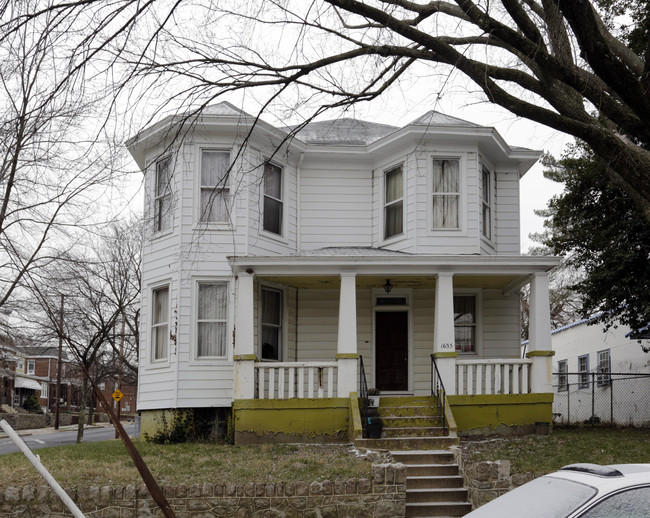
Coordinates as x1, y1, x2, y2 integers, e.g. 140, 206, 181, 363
233, 398, 350, 444
448, 393, 554, 435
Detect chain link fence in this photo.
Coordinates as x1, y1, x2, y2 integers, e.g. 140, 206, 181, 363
552, 372, 650, 426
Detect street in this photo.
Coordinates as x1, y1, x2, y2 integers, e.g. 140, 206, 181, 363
0, 423, 136, 455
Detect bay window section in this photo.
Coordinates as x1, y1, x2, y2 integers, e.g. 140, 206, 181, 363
454, 295, 476, 353
384, 165, 403, 239
151, 286, 169, 361
154, 157, 172, 231
200, 150, 230, 223
432, 158, 460, 229
261, 287, 282, 361
263, 162, 283, 235
196, 282, 228, 358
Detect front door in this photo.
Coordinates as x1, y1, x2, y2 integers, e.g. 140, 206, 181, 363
375, 311, 408, 391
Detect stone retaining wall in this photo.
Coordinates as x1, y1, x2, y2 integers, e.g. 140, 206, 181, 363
0, 463, 406, 517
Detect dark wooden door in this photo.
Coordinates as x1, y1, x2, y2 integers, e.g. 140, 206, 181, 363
375, 311, 408, 391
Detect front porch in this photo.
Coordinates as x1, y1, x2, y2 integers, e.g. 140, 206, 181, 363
229, 252, 558, 443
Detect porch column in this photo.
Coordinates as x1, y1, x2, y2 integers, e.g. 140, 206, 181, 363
527, 272, 554, 393
337, 272, 358, 397
233, 272, 256, 399
433, 272, 457, 395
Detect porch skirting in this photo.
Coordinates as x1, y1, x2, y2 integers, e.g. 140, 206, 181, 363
447, 393, 554, 436
233, 398, 351, 444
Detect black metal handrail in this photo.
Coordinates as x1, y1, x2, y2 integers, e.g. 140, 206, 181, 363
359, 355, 369, 437
430, 354, 448, 435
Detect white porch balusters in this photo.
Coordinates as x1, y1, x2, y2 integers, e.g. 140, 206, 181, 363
527, 272, 554, 393
433, 272, 457, 395
336, 272, 358, 398
233, 272, 256, 399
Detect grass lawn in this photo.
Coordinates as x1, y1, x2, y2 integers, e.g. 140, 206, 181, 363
0, 440, 375, 489
462, 426, 650, 475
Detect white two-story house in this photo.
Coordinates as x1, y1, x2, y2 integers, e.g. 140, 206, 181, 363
127, 102, 559, 443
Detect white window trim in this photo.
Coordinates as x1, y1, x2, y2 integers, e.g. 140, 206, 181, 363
153, 155, 173, 234
578, 354, 589, 388
195, 147, 234, 230
383, 164, 405, 241
481, 166, 494, 242
557, 360, 568, 392
27, 360, 35, 375
41, 382, 48, 398
190, 278, 231, 363
597, 349, 611, 386
453, 288, 482, 355
149, 281, 172, 368
258, 284, 286, 362
430, 155, 466, 234
259, 159, 288, 242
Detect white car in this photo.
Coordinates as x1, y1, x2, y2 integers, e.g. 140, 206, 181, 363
465, 463, 650, 517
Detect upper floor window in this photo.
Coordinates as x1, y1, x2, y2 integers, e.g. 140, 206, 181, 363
263, 162, 283, 235
151, 285, 169, 361
196, 282, 228, 358
481, 167, 492, 239
17, 359, 24, 373
557, 360, 568, 392
433, 158, 460, 229
27, 360, 35, 375
261, 287, 282, 360
154, 157, 172, 231
200, 150, 230, 223
454, 295, 476, 353
41, 382, 48, 398
597, 349, 611, 386
384, 165, 403, 239
578, 354, 589, 388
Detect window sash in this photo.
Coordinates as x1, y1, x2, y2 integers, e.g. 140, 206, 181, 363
597, 350, 611, 386
454, 295, 476, 353
384, 167, 403, 239
154, 157, 172, 231
578, 355, 589, 387
200, 151, 230, 223
263, 163, 283, 235
27, 361, 35, 374
152, 286, 169, 361
481, 168, 492, 239
261, 287, 282, 361
196, 282, 228, 357
433, 159, 460, 229
558, 361, 568, 391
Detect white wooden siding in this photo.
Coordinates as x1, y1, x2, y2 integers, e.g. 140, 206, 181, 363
481, 289, 521, 358
495, 172, 521, 254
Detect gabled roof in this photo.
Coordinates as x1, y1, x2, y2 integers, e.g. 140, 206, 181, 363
284, 119, 398, 146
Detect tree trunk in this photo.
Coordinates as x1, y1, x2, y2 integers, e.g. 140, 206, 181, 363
76, 376, 88, 443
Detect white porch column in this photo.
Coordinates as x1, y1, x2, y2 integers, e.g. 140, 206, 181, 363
337, 272, 358, 398
527, 272, 554, 393
233, 272, 256, 399
433, 272, 457, 395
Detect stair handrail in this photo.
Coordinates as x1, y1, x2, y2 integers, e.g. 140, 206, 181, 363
359, 355, 369, 437
430, 354, 448, 435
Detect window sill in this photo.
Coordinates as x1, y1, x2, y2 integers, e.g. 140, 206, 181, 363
151, 229, 174, 241
259, 230, 289, 245
193, 222, 234, 231
382, 233, 407, 246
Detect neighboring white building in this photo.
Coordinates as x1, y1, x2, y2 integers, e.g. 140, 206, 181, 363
127, 102, 560, 442
552, 316, 650, 426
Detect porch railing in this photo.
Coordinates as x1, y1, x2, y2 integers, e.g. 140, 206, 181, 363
430, 354, 447, 435
456, 359, 532, 395
255, 362, 338, 399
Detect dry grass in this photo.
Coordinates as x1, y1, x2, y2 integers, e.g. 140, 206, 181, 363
0, 440, 376, 489
462, 427, 650, 476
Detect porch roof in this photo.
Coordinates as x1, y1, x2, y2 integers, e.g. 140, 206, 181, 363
227, 251, 560, 293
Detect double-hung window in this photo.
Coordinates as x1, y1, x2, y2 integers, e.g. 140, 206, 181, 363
384, 165, 403, 239
454, 295, 476, 353
578, 355, 589, 388
196, 282, 228, 358
151, 286, 169, 361
481, 167, 492, 239
263, 162, 283, 235
557, 360, 568, 391
433, 158, 460, 229
200, 150, 230, 223
27, 360, 35, 375
154, 157, 172, 231
261, 287, 282, 361
597, 349, 611, 386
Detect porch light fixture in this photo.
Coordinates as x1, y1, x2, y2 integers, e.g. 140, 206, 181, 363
383, 279, 393, 293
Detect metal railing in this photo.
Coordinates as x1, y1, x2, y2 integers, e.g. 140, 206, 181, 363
430, 354, 447, 435
255, 362, 337, 399
359, 355, 369, 438
456, 359, 532, 395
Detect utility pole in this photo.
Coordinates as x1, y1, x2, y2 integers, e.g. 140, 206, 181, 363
115, 313, 125, 439
54, 294, 63, 430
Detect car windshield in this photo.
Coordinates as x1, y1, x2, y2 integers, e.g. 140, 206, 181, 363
466, 476, 597, 518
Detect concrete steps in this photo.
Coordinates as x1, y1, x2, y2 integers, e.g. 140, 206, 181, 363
392, 450, 471, 518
